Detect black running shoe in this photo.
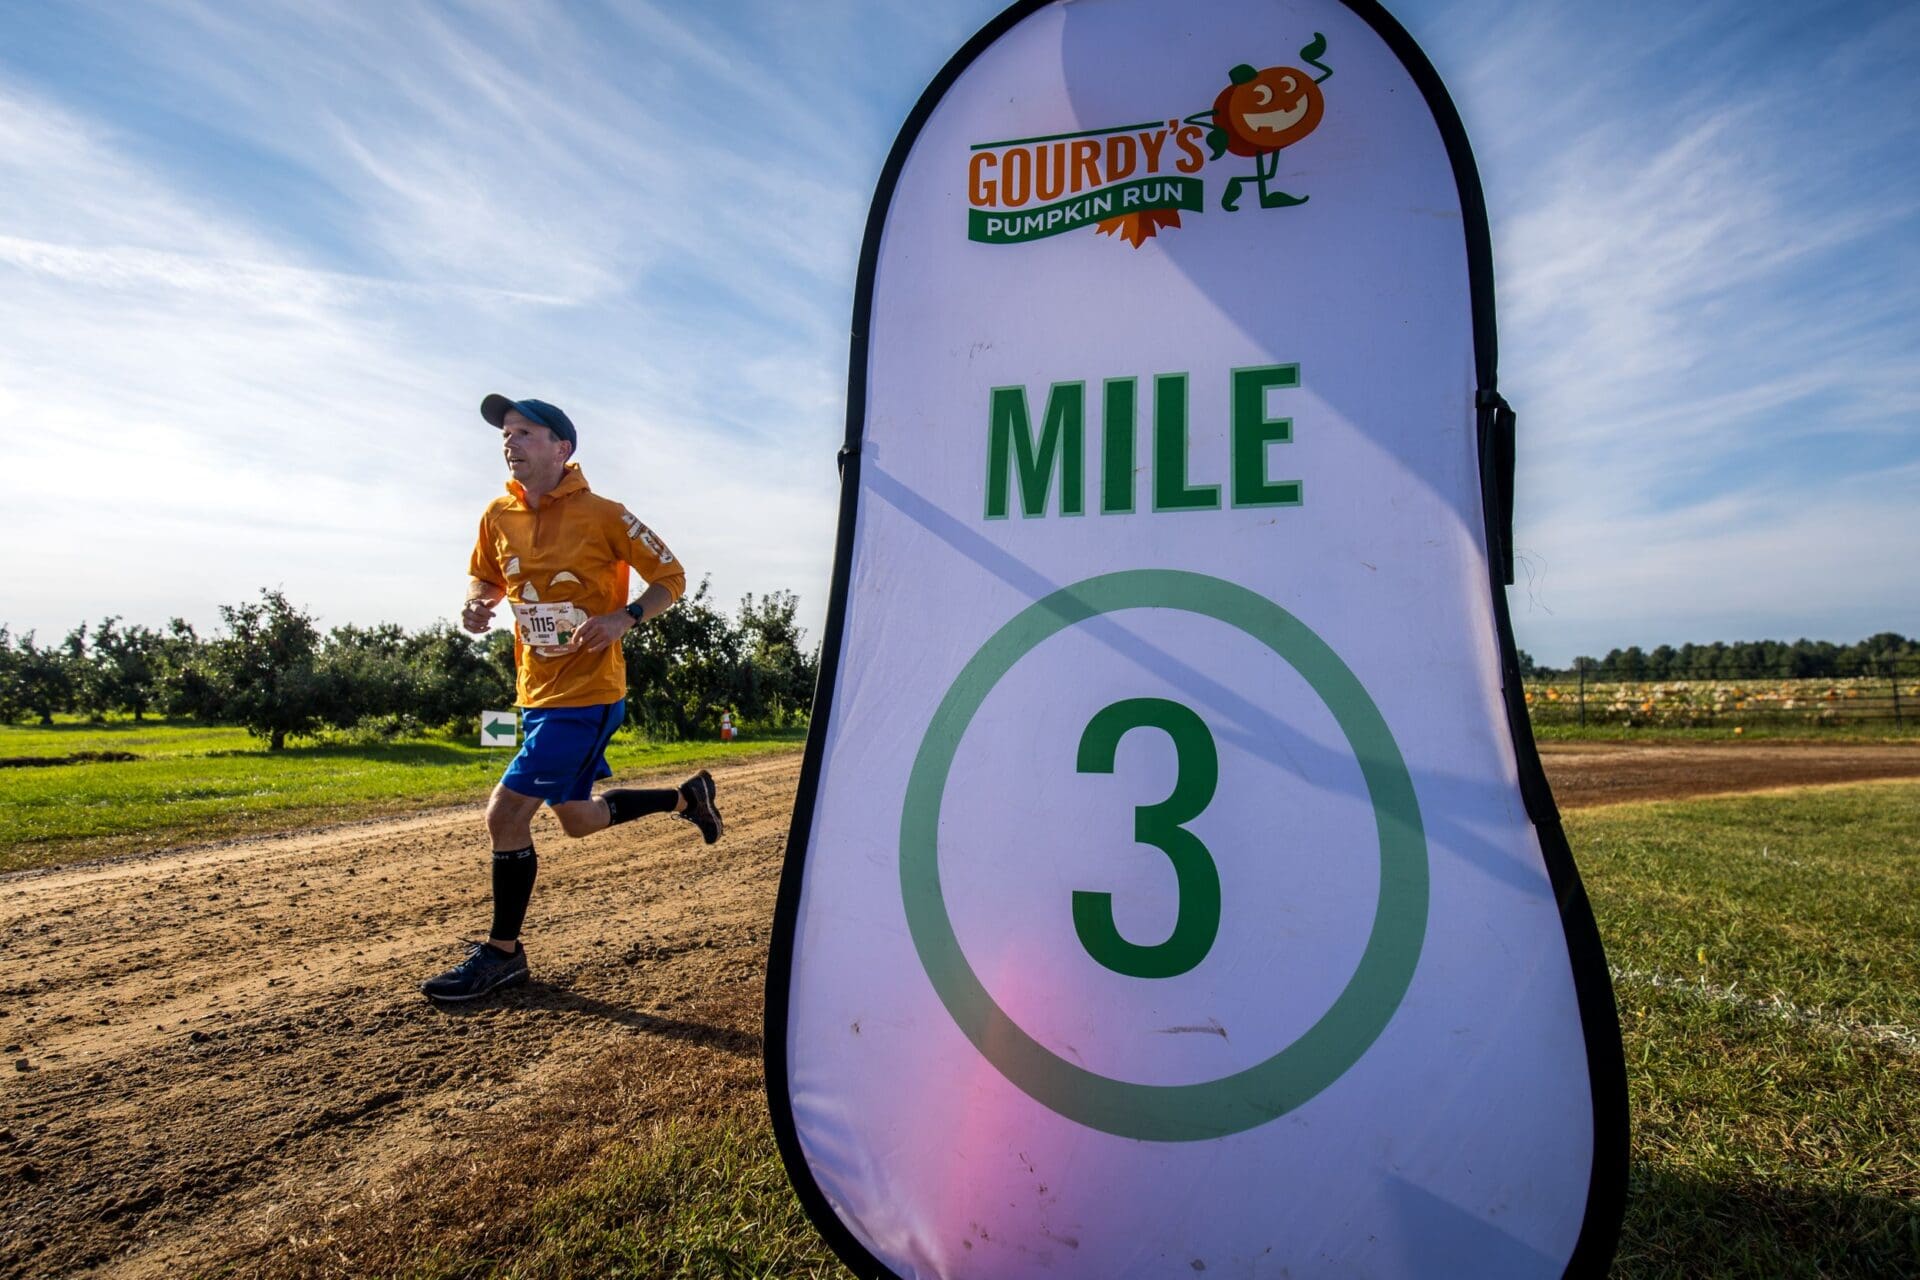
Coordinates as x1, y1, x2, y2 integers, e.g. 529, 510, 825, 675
679, 769, 723, 845
420, 940, 528, 1002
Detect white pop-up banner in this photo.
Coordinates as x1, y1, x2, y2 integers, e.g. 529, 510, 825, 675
768, 2, 1627, 1276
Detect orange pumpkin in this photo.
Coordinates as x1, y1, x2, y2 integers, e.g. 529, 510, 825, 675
1212, 64, 1323, 156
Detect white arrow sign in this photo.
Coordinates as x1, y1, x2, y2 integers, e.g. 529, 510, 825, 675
479, 710, 517, 748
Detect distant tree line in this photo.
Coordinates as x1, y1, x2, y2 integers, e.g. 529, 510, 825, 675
10, 598, 1908, 745
0, 580, 816, 749
1517, 633, 1919, 682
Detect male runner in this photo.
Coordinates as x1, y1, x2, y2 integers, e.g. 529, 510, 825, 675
421, 394, 723, 1002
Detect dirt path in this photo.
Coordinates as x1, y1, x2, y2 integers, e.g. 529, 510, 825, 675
5, 743, 1918, 1276
2, 755, 801, 1278
1538, 740, 1920, 809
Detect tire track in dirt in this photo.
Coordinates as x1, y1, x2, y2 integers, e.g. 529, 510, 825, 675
5, 743, 1918, 1276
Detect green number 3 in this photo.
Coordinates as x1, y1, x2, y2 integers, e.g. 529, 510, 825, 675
1074, 698, 1222, 979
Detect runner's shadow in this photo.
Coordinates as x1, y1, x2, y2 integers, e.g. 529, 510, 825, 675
516, 980, 762, 1059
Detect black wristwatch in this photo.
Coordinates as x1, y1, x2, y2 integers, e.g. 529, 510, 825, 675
624, 600, 648, 625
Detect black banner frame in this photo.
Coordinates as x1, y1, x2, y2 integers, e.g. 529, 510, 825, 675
763, 3, 1630, 1275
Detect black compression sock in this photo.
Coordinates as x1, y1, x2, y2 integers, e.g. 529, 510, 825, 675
490, 845, 537, 942
603, 788, 678, 826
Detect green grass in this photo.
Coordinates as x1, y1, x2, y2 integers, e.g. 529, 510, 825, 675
18, 719, 1914, 1273
398, 1115, 843, 1280
0, 715, 263, 758
1569, 784, 1920, 1277
0, 716, 805, 873
383, 784, 1919, 1279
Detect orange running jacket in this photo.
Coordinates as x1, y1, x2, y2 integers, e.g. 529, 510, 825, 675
469, 464, 687, 708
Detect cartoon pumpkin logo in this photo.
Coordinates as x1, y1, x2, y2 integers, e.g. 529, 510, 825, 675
1070, 33, 1333, 249
1215, 66, 1323, 154
1203, 33, 1332, 212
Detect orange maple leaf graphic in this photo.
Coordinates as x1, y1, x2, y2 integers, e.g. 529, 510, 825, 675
1095, 208, 1182, 248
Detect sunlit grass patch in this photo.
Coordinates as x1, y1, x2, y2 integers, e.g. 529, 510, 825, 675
1569, 784, 1920, 1277
1572, 785, 1920, 1026
390, 785, 1920, 1279
0, 716, 260, 759
492, 1116, 838, 1279
0, 718, 805, 873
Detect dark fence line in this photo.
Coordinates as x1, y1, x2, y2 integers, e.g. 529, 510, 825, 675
1523, 660, 1920, 728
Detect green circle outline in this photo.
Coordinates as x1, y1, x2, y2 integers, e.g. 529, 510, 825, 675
900, 569, 1428, 1142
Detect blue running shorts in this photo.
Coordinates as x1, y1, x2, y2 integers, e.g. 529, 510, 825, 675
499, 700, 626, 804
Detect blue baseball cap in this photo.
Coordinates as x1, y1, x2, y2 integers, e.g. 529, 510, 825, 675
481, 394, 577, 449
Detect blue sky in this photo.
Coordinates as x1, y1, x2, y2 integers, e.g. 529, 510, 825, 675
2, 0, 1915, 666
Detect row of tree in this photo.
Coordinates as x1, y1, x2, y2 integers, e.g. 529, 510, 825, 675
1517, 633, 1920, 682
11, 599, 1910, 743
0, 581, 816, 748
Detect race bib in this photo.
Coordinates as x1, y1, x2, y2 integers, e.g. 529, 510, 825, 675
511, 601, 587, 657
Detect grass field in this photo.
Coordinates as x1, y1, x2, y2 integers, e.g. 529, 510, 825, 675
0, 716, 806, 873
1583, 784, 1920, 1277
380, 783, 1919, 1278
5, 715, 1911, 876
9, 722, 1915, 1274
391, 1111, 839, 1280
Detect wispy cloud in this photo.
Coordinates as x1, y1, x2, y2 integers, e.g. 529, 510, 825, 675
0, 0, 963, 644
2, 0, 1914, 665
1426, 0, 1920, 659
